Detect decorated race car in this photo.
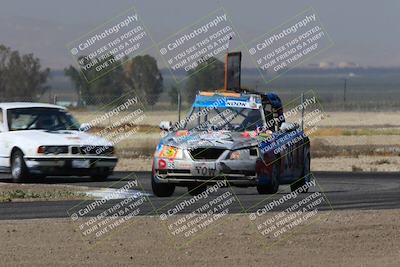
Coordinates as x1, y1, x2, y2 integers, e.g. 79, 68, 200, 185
0, 102, 118, 182
151, 52, 311, 197
151, 90, 311, 197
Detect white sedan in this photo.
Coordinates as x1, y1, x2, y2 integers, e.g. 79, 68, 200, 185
0, 102, 118, 182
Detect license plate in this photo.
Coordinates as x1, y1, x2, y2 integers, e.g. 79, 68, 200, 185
193, 163, 216, 176
72, 160, 91, 168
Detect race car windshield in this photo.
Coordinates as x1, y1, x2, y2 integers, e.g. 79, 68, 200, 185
182, 107, 265, 132
7, 108, 80, 131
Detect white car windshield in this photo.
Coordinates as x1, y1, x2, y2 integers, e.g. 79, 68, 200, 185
182, 107, 265, 132
7, 108, 80, 131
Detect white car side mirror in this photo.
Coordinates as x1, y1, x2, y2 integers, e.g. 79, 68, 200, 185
0, 123, 3, 132
79, 123, 91, 132
159, 121, 172, 131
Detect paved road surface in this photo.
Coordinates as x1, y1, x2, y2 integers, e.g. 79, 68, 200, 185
0, 171, 399, 220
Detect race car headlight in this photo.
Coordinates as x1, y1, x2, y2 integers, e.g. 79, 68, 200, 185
158, 145, 183, 159
229, 149, 248, 160
229, 148, 259, 160
229, 150, 242, 160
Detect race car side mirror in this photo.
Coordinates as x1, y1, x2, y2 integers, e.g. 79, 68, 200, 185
159, 121, 172, 131
280, 122, 299, 132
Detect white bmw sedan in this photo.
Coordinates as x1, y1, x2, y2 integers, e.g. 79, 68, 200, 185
0, 102, 118, 182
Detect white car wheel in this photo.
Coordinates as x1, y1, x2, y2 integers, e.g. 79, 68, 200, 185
11, 150, 29, 182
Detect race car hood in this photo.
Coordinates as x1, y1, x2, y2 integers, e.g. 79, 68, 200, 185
160, 130, 261, 150
7, 130, 112, 147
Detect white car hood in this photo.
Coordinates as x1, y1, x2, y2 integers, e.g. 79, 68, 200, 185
10, 130, 112, 147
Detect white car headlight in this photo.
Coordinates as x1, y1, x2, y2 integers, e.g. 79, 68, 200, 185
37, 146, 69, 155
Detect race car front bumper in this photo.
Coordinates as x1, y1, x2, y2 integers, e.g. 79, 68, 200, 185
153, 157, 258, 186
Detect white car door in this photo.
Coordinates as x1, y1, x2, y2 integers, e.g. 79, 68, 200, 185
0, 108, 9, 170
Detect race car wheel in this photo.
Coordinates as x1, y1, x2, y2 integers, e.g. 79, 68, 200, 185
187, 184, 207, 196
151, 175, 175, 197
11, 150, 29, 182
290, 152, 311, 193
257, 163, 279, 194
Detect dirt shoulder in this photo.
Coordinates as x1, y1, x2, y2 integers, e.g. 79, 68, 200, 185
0, 183, 91, 202
311, 156, 400, 172
1, 210, 399, 266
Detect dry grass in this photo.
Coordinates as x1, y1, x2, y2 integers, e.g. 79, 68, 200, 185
351, 165, 363, 172
373, 159, 391, 165
0, 183, 89, 202
319, 111, 400, 127
116, 137, 159, 158
311, 127, 400, 137
310, 127, 344, 137
312, 156, 400, 172
311, 139, 400, 158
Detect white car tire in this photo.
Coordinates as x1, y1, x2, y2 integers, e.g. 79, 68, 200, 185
11, 150, 29, 183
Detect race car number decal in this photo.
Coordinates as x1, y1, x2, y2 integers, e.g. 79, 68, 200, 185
194, 166, 216, 176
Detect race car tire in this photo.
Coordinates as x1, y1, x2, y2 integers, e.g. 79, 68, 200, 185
11, 149, 29, 183
187, 184, 207, 196
290, 151, 311, 193
152, 176, 175, 197
257, 163, 279, 194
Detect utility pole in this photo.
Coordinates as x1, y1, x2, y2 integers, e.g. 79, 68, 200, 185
177, 90, 181, 122
301, 92, 305, 130
343, 78, 347, 106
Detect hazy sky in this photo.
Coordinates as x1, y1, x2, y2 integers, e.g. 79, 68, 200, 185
1, 0, 399, 69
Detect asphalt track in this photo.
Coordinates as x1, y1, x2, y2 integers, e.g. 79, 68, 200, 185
0, 171, 399, 220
